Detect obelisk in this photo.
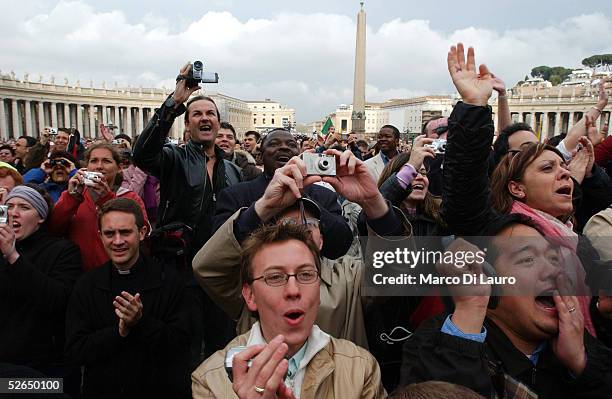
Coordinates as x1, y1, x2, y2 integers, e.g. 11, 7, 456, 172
351, 2, 366, 135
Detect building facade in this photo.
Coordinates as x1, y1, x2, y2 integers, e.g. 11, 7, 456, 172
381, 96, 455, 138
247, 99, 295, 133
0, 72, 273, 141
491, 79, 611, 140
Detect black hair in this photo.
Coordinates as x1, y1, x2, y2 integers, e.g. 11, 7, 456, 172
380, 124, 400, 139
48, 150, 77, 165
185, 95, 221, 120
114, 133, 132, 144
18, 136, 37, 147
220, 121, 236, 136
546, 133, 566, 148
492, 122, 535, 166
422, 115, 445, 135
0, 145, 15, 156
260, 128, 292, 148
245, 130, 261, 141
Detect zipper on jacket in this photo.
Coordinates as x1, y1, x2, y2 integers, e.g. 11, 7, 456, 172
161, 199, 170, 223
531, 367, 536, 386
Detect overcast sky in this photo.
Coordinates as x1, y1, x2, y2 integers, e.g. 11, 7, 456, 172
1, 1, 611, 122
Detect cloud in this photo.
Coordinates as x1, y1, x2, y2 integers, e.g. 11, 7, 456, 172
1, 1, 611, 122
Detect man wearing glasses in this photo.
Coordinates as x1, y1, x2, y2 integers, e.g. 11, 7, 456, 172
193, 149, 406, 349
192, 222, 386, 398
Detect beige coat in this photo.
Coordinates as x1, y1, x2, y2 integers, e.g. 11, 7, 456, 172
191, 330, 387, 399
192, 209, 368, 348
584, 207, 612, 260
364, 153, 385, 183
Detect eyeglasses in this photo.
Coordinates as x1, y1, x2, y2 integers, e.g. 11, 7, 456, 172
251, 269, 320, 287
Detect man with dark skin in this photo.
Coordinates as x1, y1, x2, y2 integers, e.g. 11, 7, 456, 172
213, 128, 353, 260
364, 125, 400, 181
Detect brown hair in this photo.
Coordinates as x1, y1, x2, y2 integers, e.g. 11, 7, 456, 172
377, 152, 444, 227
185, 95, 221, 120
98, 198, 145, 230
491, 142, 567, 215
0, 167, 23, 186
240, 223, 321, 285
84, 143, 123, 188
390, 381, 484, 399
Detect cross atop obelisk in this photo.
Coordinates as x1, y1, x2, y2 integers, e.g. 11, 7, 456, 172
351, 2, 366, 135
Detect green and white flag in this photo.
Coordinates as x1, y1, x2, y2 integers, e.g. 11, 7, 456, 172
320, 117, 334, 137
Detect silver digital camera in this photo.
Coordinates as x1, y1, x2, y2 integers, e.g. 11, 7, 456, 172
303, 153, 336, 176
425, 139, 447, 154
0, 205, 8, 224
83, 171, 103, 186
225, 346, 251, 381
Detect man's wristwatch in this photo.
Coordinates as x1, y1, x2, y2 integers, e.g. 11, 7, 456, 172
164, 96, 177, 109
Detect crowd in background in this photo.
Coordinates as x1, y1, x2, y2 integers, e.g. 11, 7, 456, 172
2, 44, 612, 399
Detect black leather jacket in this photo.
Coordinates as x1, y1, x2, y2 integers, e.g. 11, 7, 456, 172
133, 98, 241, 249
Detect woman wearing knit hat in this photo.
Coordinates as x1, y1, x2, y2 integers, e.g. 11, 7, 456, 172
0, 184, 82, 396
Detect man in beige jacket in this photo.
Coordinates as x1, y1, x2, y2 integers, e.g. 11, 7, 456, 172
191, 222, 386, 398
192, 149, 407, 348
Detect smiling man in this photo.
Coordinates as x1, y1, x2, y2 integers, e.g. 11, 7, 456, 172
216, 122, 262, 181
65, 198, 193, 398
213, 128, 352, 260
192, 223, 386, 398
365, 125, 400, 181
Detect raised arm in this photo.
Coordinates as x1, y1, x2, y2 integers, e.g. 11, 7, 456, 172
562, 81, 609, 154
442, 43, 497, 235
133, 63, 200, 177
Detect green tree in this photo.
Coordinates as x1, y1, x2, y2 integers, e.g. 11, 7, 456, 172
531, 66, 552, 80
582, 54, 612, 70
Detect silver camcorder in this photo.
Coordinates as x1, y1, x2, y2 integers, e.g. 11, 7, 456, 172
425, 139, 447, 154
0, 205, 8, 224
185, 61, 219, 87
83, 171, 103, 187
303, 153, 337, 176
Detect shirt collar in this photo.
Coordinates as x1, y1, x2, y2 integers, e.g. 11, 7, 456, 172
380, 150, 398, 165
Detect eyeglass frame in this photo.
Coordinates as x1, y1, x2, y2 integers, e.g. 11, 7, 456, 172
251, 269, 321, 287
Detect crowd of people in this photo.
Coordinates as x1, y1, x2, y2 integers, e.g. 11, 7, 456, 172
2, 44, 612, 399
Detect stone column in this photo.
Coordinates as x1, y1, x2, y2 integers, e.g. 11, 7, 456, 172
11, 99, 20, 137
76, 104, 83, 134
554, 112, 561, 136
51, 102, 58, 128
102, 106, 108, 124
126, 107, 133, 137
37, 102, 45, 132
89, 105, 97, 138
541, 112, 549, 142
64, 103, 71, 128
568, 112, 574, 132
0, 100, 8, 140
24, 100, 32, 136
136, 107, 143, 134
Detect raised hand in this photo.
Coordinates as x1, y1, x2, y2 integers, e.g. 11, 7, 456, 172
254, 157, 321, 222
232, 335, 297, 399
407, 135, 435, 170
172, 63, 201, 105
585, 114, 605, 146
447, 43, 495, 106
321, 149, 388, 219
551, 294, 586, 376
596, 79, 609, 110
99, 123, 113, 143
113, 291, 143, 337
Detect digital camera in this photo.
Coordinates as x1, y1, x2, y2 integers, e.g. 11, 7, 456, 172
225, 346, 252, 382
303, 153, 336, 176
185, 61, 219, 87
0, 205, 8, 224
83, 171, 103, 187
50, 159, 71, 168
425, 139, 447, 154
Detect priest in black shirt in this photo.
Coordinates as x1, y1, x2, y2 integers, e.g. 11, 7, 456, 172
65, 198, 193, 398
